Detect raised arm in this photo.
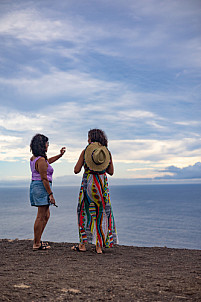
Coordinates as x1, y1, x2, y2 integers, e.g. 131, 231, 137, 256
48, 147, 66, 164
74, 150, 85, 174
106, 154, 114, 176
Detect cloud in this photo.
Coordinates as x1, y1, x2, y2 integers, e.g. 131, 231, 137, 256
0, 69, 119, 98
110, 138, 201, 164
0, 0, 201, 183
0, 95, 200, 164
0, 134, 21, 144
0, 1, 201, 70
174, 121, 201, 126
0, 111, 49, 132
0, 6, 114, 48
0, 134, 29, 162
0, 8, 87, 43
157, 162, 201, 179
1, 105, 200, 170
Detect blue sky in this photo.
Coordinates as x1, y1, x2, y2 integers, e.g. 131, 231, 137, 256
0, 0, 201, 185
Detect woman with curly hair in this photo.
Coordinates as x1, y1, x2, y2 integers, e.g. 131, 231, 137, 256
30, 134, 66, 251
72, 129, 118, 254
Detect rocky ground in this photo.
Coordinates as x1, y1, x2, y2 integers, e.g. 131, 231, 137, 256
0, 239, 201, 301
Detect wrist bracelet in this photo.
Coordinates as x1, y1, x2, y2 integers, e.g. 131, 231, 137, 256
48, 192, 53, 196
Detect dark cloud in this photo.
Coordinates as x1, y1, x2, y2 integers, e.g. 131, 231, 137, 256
157, 162, 201, 179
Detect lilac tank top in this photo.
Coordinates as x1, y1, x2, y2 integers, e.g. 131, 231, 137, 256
30, 156, 54, 182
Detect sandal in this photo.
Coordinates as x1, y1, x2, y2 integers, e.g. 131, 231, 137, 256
33, 242, 50, 251
41, 241, 50, 248
71, 245, 86, 252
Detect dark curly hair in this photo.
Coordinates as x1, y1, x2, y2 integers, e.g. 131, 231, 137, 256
88, 129, 108, 147
30, 134, 48, 160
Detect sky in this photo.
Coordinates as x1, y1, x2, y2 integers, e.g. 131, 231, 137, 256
0, 0, 201, 186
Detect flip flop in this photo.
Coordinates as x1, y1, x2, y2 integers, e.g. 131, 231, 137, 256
41, 241, 50, 248
71, 245, 86, 252
33, 242, 50, 251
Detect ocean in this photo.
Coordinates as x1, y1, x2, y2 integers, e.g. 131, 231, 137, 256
0, 184, 201, 250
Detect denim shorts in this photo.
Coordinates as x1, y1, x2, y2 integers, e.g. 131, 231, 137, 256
30, 180, 52, 207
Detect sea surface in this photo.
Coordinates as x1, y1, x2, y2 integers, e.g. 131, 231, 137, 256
0, 184, 201, 250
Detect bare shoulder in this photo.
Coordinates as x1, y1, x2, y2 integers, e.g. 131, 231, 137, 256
36, 157, 47, 167
37, 157, 46, 163
37, 156, 45, 162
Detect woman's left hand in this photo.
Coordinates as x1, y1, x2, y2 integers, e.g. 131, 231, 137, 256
60, 147, 66, 156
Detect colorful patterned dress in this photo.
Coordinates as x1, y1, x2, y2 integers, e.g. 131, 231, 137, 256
77, 164, 118, 247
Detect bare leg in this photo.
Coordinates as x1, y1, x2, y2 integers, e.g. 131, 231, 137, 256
40, 207, 50, 237
96, 242, 103, 254
33, 205, 50, 249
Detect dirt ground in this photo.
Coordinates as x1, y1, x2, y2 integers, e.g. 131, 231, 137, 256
0, 239, 201, 302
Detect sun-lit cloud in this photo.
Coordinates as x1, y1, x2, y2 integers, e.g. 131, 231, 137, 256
0, 111, 49, 132
110, 138, 201, 170
0, 135, 21, 144
0, 134, 29, 162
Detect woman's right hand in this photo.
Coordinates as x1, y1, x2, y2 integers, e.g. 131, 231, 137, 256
49, 194, 56, 205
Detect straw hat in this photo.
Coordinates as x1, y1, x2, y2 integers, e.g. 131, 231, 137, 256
84, 142, 111, 172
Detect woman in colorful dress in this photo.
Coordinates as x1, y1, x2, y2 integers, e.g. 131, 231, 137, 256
72, 129, 117, 254
30, 133, 66, 251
